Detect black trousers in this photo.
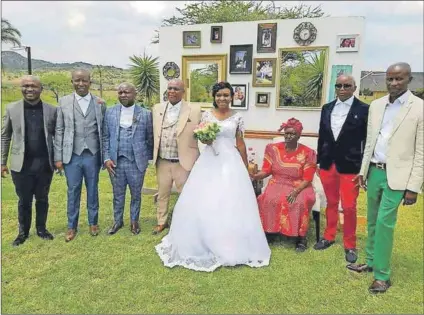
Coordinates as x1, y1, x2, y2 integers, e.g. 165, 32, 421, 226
11, 162, 53, 235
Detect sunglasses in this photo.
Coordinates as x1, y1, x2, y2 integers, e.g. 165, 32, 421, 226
335, 83, 353, 89
167, 87, 182, 91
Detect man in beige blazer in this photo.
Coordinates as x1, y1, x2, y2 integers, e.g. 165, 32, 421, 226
348, 63, 423, 294
151, 79, 202, 234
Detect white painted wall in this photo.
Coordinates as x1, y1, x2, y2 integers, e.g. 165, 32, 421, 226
159, 16, 365, 164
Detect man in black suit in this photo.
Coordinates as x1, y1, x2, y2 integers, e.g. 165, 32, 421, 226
1, 75, 57, 246
314, 75, 369, 263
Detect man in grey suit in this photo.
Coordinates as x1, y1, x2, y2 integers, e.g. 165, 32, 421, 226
1, 75, 57, 246
54, 69, 106, 242
103, 83, 153, 235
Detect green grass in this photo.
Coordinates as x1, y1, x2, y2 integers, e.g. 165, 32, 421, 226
1, 165, 423, 314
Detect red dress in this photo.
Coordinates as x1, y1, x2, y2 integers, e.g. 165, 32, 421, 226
258, 143, 317, 237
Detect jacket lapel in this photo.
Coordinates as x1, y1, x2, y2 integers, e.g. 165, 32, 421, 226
337, 97, 358, 140
115, 105, 121, 140
93, 96, 101, 124
390, 96, 413, 138
73, 95, 84, 116
176, 102, 191, 136
325, 100, 337, 141
132, 105, 141, 137
18, 100, 25, 140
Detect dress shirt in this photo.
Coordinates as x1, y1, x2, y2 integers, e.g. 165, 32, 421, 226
331, 95, 354, 140
120, 104, 135, 128
371, 90, 410, 163
165, 101, 182, 125
75, 92, 92, 116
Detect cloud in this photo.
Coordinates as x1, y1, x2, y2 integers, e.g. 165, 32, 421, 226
129, 1, 166, 17
67, 13, 86, 28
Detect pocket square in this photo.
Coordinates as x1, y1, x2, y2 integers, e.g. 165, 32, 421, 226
354, 115, 358, 119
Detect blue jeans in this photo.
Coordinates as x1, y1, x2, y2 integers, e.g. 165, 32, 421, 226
64, 150, 101, 229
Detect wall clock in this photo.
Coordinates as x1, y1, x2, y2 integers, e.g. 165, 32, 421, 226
162, 62, 180, 80
293, 22, 317, 46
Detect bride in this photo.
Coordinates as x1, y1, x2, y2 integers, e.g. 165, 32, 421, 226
155, 81, 271, 272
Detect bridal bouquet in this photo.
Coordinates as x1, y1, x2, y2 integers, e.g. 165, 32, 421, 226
193, 122, 220, 155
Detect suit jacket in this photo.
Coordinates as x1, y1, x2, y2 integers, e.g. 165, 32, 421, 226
102, 104, 154, 173
359, 92, 423, 192
317, 97, 369, 174
1, 100, 56, 172
152, 101, 202, 171
54, 93, 106, 164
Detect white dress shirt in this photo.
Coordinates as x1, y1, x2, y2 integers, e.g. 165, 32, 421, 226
165, 101, 182, 125
331, 95, 354, 140
120, 104, 135, 128
371, 90, 410, 163
75, 92, 92, 116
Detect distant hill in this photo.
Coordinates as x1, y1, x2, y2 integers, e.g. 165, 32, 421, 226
1, 51, 123, 72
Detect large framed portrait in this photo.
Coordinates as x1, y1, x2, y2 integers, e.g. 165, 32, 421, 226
230, 84, 249, 110
257, 23, 277, 53
183, 31, 201, 48
229, 45, 253, 74
252, 58, 276, 87
210, 26, 223, 43
336, 34, 359, 52
255, 92, 270, 107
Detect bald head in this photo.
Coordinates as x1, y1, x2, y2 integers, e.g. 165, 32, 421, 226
335, 74, 357, 101
386, 62, 412, 101
117, 82, 137, 107
167, 79, 185, 105
20, 75, 43, 104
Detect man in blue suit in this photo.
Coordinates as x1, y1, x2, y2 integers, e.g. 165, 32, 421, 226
102, 83, 154, 235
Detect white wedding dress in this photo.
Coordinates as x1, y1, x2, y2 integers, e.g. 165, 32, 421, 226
155, 110, 271, 272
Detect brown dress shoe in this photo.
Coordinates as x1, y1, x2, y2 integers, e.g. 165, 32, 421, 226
89, 225, 99, 236
347, 263, 373, 273
152, 224, 168, 235
131, 221, 140, 235
369, 279, 391, 294
65, 229, 77, 242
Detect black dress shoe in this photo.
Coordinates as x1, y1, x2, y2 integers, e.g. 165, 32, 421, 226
108, 222, 123, 235
313, 238, 335, 250
295, 237, 307, 252
346, 263, 373, 273
369, 279, 391, 294
12, 233, 28, 247
37, 229, 54, 240
345, 249, 358, 263
130, 221, 140, 235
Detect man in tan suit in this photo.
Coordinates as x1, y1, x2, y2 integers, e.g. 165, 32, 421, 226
348, 63, 423, 294
151, 79, 202, 234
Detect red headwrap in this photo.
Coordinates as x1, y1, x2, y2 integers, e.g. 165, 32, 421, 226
278, 117, 303, 135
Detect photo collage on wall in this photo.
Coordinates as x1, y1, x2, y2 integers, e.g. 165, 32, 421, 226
161, 22, 361, 109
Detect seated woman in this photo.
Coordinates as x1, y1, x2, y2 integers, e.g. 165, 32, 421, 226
251, 118, 317, 252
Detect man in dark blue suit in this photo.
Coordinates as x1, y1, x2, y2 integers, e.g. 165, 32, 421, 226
314, 75, 369, 263
102, 83, 154, 235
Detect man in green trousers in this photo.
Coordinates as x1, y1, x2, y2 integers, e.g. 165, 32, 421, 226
348, 62, 423, 294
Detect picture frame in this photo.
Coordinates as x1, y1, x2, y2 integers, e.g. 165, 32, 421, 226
183, 31, 201, 48
230, 84, 249, 110
252, 58, 277, 87
210, 26, 223, 43
229, 45, 253, 74
336, 34, 359, 52
255, 92, 270, 107
257, 23, 277, 53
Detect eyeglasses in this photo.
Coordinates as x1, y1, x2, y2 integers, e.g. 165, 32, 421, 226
167, 87, 182, 91
335, 83, 353, 89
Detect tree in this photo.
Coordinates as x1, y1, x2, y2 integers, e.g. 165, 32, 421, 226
152, 0, 325, 43
129, 53, 160, 107
304, 50, 326, 106
92, 65, 115, 99
40, 72, 73, 103
1, 18, 21, 47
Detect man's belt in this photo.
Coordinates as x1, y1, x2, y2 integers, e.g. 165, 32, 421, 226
371, 162, 386, 170
162, 158, 179, 163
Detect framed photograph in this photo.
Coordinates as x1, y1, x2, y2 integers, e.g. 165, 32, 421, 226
230, 84, 249, 110
257, 23, 277, 53
183, 31, 201, 48
336, 34, 359, 52
252, 58, 276, 87
255, 92, 270, 107
229, 44, 253, 74
327, 65, 353, 102
210, 26, 223, 43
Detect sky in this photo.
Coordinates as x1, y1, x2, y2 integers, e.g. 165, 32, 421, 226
1, 1, 423, 72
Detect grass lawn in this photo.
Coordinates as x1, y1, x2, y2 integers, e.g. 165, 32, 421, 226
1, 165, 423, 314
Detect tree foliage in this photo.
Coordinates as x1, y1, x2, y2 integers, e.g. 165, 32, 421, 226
40, 72, 73, 102
152, 0, 325, 43
1, 18, 21, 47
